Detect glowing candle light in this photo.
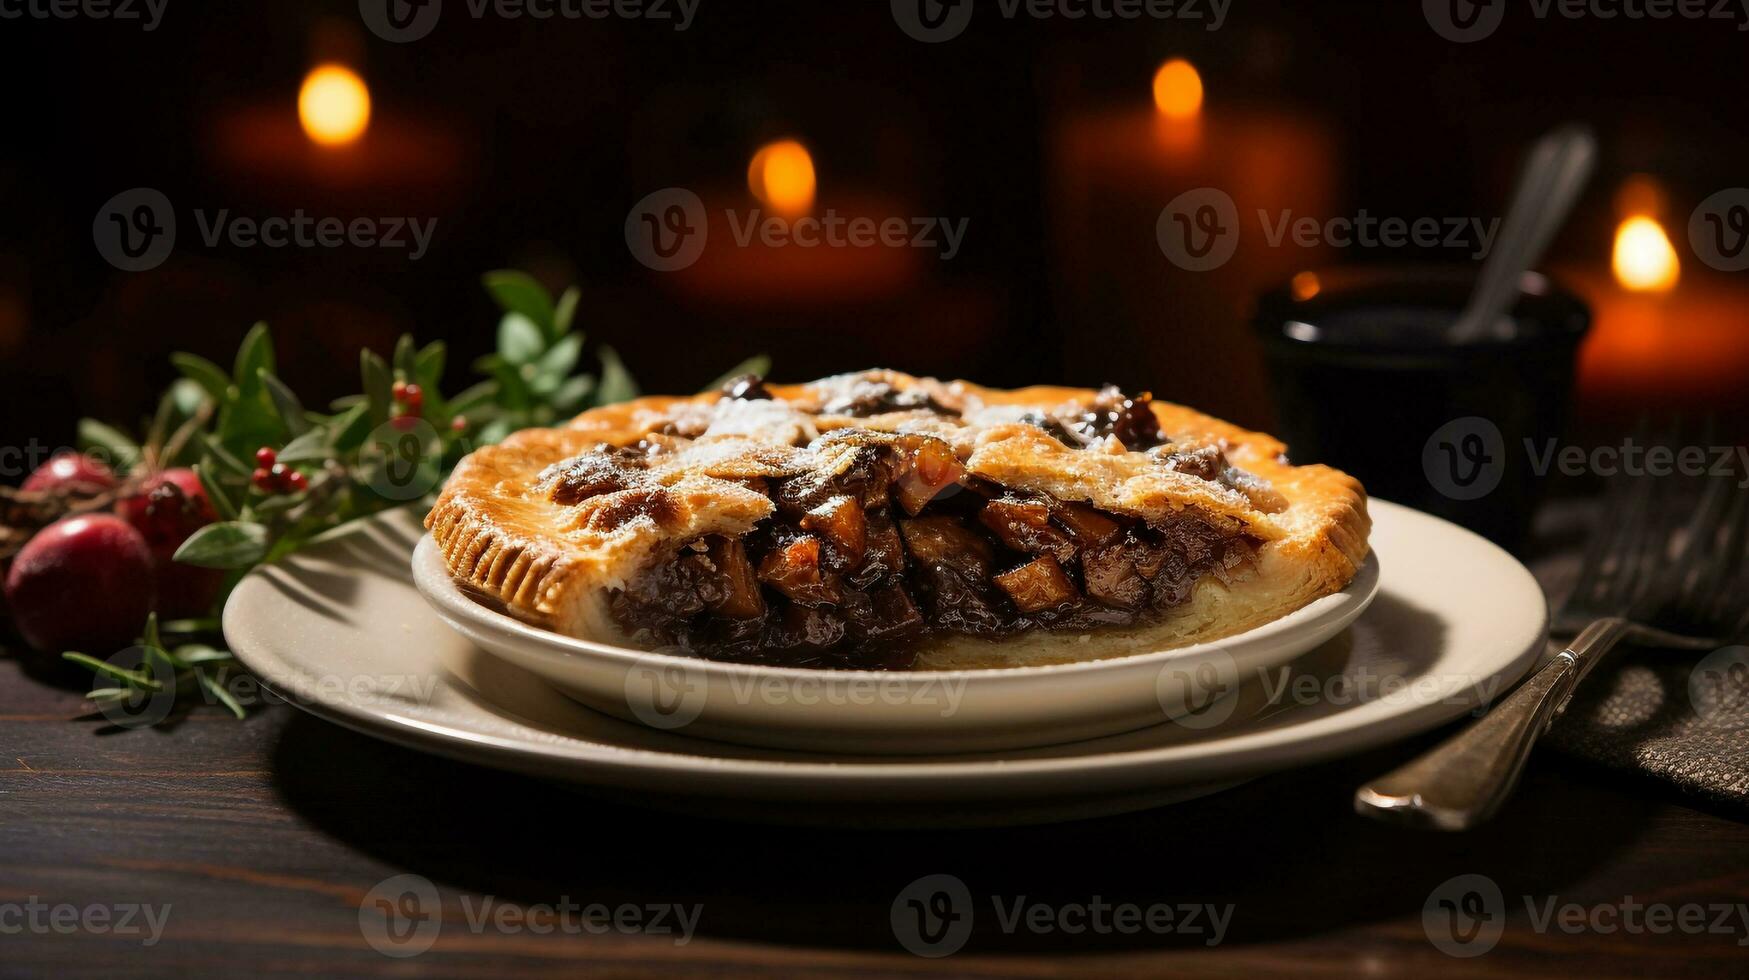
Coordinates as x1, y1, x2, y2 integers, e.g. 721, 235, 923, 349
1152, 58, 1204, 120
298, 64, 372, 148
1610, 215, 1680, 293
747, 139, 817, 217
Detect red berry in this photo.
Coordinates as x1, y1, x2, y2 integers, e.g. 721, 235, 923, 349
5, 515, 154, 653
390, 415, 420, 432
286, 470, 309, 492
392, 380, 408, 401
450, 416, 468, 432
22, 452, 119, 494
252, 468, 275, 491
255, 446, 277, 468
402, 383, 423, 408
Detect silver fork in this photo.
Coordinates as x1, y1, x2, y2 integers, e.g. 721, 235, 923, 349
1355, 462, 1749, 831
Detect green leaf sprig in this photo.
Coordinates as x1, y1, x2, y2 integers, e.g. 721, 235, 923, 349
56, 270, 761, 721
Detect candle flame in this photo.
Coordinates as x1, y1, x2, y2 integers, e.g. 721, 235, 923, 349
1612, 216, 1679, 293
748, 139, 816, 217
1152, 59, 1203, 120
299, 64, 371, 148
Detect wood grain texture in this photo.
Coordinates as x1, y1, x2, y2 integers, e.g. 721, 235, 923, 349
2, 649, 1746, 979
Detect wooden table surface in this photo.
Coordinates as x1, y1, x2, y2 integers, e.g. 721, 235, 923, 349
3, 649, 1746, 978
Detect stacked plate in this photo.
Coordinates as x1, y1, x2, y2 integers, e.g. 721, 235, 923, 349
224, 501, 1547, 827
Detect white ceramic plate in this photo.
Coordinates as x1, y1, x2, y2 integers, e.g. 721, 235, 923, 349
224, 500, 1547, 825
410, 532, 1381, 754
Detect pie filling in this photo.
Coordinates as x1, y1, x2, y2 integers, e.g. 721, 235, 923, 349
554, 379, 1267, 670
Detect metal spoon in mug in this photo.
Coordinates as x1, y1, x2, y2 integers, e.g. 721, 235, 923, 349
1446, 124, 1598, 344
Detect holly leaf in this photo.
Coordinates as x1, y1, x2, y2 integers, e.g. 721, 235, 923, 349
172, 353, 232, 403
553, 286, 581, 336
497, 313, 544, 366
361, 350, 393, 425
483, 270, 555, 338
415, 341, 447, 390
233, 322, 275, 390
259, 370, 309, 436
173, 522, 270, 569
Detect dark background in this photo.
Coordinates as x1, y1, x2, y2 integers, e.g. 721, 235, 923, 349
3, 0, 1747, 453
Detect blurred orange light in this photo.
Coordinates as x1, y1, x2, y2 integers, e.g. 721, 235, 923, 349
1612, 216, 1679, 293
1152, 59, 1203, 119
748, 139, 816, 217
1291, 271, 1321, 301
298, 64, 371, 148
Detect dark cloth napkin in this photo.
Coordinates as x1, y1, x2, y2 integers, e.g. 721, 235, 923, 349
1524, 499, 1749, 814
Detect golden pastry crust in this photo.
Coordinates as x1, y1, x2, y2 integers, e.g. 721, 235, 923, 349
426, 370, 1369, 667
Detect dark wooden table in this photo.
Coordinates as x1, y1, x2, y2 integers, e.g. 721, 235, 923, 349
3, 648, 1747, 978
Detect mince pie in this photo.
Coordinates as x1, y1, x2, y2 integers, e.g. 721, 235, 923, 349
426, 371, 1369, 670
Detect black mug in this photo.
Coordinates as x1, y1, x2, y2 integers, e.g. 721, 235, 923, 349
1252, 266, 1591, 551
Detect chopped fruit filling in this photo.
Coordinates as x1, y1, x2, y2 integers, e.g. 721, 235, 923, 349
600, 436, 1258, 668
583, 378, 1270, 669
